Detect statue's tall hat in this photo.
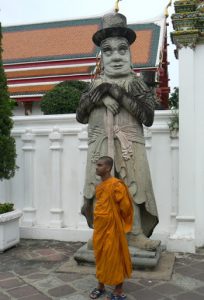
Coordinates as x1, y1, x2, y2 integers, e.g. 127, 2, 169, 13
92, 12, 136, 46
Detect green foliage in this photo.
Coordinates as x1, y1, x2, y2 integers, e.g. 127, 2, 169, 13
0, 23, 17, 181
168, 111, 179, 133
168, 87, 179, 134
41, 80, 89, 114
0, 203, 14, 214
169, 87, 179, 109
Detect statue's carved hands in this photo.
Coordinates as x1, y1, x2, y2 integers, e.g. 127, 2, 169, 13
103, 96, 120, 115
109, 84, 124, 102
90, 82, 112, 104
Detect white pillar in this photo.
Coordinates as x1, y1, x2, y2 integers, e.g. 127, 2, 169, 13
49, 127, 63, 228
168, 48, 195, 253
194, 44, 204, 247
21, 129, 36, 226
169, 132, 179, 234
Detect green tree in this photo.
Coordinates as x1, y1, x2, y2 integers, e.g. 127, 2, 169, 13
168, 87, 179, 133
0, 23, 17, 180
169, 87, 179, 109
41, 80, 89, 114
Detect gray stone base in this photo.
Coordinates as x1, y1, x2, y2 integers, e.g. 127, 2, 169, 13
73, 244, 161, 269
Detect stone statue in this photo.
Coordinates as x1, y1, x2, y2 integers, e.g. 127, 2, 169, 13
76, 12, 161, 250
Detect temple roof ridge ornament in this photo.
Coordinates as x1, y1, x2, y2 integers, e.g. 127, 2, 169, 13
114, 0, 122, 13
165, 0, 172, 18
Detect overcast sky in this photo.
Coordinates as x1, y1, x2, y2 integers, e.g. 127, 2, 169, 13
0, 0, 178, 90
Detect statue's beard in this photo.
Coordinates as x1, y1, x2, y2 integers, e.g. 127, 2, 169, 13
101, 71, 136, 93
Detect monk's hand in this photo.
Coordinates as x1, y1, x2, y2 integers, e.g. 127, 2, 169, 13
109, 84, 124, 102
103, 96, 120, 115
90, 83, 112, 104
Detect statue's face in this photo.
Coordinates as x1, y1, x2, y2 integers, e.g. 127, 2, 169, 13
101, 37, 131, 78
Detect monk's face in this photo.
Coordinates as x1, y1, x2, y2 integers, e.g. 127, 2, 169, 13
96, 159, 110, 177
101, 37, 131, 78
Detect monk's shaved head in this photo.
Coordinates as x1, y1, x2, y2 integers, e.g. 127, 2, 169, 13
98, 156, 113, 170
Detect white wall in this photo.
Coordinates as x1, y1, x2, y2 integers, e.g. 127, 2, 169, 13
0, 112, 179, 246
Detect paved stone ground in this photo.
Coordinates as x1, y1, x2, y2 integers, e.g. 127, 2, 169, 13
0, 239, 204, 300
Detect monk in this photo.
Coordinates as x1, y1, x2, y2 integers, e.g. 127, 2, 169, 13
90, 156, 133, 300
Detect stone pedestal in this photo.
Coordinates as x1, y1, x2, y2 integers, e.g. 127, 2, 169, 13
74, 244, 161, 269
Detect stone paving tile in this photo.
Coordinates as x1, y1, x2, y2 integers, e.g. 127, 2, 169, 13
56, 272, 84, 282
48, 284, 76, 297
13, 267, 44, 277
191, 261, 204, 271
174, 291, 204, 300
137, 279, 161, 288
174, 265, 201, 276
0, 278, 24, 289
18, 294, 51, 300
151, 282, 185, 296
36, 249, 58, 256
193, 286, 204, 295
32, 276, 64, 290
0, 272, 15, 281
187, 271, 204, 281
1, 240, 204, 300
61, 294, 90, 300
7, 285, 40, 298
171, 273, 204, 291
130, 288, 165, 300
123, 281, 144, 293
25, 273, 50, 281
70, 276, 98, 292
0, 292, 10, 300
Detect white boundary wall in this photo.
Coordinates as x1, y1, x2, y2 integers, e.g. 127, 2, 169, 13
0, 111, 180, 248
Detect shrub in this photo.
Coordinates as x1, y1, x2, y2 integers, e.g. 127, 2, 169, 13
0, 23, 17, 180
169, 87, 179, 110
0, 203, 14, 214
168, 87, 179, 133
41, 80, 89, 114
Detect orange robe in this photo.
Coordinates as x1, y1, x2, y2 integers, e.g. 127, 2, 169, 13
93, 177, 133, 286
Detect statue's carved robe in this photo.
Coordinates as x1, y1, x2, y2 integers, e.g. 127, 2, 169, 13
94, 177, 133, 285
76, 72, 158, 237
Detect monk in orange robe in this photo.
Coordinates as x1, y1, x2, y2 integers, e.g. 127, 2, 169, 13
90, 156, 133, 300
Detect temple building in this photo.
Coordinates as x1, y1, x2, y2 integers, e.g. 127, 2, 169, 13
2, 15, 170, 115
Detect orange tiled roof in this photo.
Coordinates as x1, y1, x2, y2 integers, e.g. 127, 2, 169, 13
2, 17, 164, 101
9, 84, 56, 94
3, 24, 98, 63
2, 18, 161, 67
6, 65, 91, 79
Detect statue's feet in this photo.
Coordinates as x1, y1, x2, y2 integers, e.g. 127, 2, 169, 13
128, 233, 161, 251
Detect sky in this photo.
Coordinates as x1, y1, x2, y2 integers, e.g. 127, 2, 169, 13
0, 0, 178, 90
